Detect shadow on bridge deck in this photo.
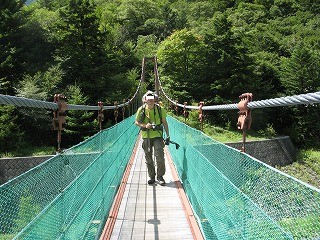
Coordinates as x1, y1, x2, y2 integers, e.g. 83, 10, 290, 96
100, 137, 203, 240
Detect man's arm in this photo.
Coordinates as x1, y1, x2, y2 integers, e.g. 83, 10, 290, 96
135, 107, 144, 128
162, 117, 169, 137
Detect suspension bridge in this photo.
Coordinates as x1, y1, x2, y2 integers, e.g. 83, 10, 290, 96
1, 57, 320, 240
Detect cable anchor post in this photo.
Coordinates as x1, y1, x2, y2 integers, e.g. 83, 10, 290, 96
98, 101, 104, 131
198, 101, 204, 132
52, 94, 67, 153
114, 101, 118, 123
122, 99, 126, 120
237, 93, 253, 152
174, 100, 179, 115
183, 102, 188, 123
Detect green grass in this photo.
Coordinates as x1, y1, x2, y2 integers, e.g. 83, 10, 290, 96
202, 123, 269, 143
173, 111, 276, 143
174, 113, 320, 189
0, 234, 16, 240
279, 215, 320, 239
0, 145, 55, 158
277, 149, 320, 189
204, 123, 320, 189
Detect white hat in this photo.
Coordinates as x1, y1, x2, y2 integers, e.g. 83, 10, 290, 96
142, 91, 155, 102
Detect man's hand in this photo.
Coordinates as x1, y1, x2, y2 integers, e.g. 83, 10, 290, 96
165, 137, 170, 145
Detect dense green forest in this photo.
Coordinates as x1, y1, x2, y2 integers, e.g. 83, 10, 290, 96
1, 0, 320, 154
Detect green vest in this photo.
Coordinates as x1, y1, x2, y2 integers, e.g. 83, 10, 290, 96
135, 104, 167, 139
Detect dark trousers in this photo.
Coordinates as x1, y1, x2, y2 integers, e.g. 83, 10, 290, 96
142, 137, 165, 179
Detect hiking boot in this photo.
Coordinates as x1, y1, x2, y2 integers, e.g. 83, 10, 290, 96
157, 176, 166, 186
148, 178, 155, 185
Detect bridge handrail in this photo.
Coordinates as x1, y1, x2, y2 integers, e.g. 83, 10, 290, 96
158, 76, 320, 110
2, 87, 319, 112
0, 78, 142, 111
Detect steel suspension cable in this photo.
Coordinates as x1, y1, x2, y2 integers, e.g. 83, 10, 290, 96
247, 92, 320, 109
0, 94, 58, 110
158, 77, 320, 110
0, 79, 142, 111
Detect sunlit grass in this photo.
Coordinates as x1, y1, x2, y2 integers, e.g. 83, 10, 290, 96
172, 113, 320, 189
0, 145, 55, 158
277, 149, 320, 189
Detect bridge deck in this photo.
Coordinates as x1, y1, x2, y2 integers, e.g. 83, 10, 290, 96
101, 137, 202, 240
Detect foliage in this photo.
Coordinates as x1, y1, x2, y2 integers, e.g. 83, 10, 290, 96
280, 43, 320, 95
117, 0, 160, 40
14, 66, 64, 146
0, 0, 25, 94
19, 6, 61, 74
157, 29, 207, 102
56, 0, 111, 101
0, 106, 24, 152
134, 35, 159, 61
64, 85, 95, 147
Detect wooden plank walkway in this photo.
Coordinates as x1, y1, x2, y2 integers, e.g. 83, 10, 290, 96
100, 137, 203, 240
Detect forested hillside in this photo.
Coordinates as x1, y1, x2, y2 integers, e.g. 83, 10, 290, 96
1, 0, 319, 153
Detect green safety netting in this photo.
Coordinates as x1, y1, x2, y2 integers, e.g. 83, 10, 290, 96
166, 116, 320, 240
0, 115, 139, 240
1, 115, 320, 240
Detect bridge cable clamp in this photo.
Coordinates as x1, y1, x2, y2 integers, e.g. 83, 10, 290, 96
237, 93, 253, 152
98, 101, 104, 131
52, 94, 67, 152
122, 99, 126, 120
198, 101, 204, 132
114, 101, 119, 123
183, 102, 189, 123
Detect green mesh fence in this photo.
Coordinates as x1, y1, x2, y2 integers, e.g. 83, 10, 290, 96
166, 116, 320, 240
0, 115, 139, 240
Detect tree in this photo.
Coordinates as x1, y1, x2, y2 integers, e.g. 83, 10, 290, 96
0, 106, 24, 153
201, 12, 263, 103
117, 0, 160, 40
279, 43, 320, 147
19, 6, 61, 74
134, 35, 158, 61
0, 0, 25, 94
57, 0, 109, 101
299, 0, 320, 14
157, 29, 206, 102
37, 0, 67, 10
280, 43, 320, 95
64, 85, 95, 146
187, 1, 216, 28
159, 3, 179, 39
15, 66, 63, 146
269, 0, 299, 17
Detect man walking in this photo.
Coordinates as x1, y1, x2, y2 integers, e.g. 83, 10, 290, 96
135, 91, 170, 186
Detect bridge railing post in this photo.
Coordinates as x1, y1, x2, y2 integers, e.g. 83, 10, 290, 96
183, 102, 188, 123
52, 94, 67, 153
114, 101, 118, 123
122, 99, 126, 120
98, 101, 104, 131
198, 101, 204, 132
237, 93, 253, 152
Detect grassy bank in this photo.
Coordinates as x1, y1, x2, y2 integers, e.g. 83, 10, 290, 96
203, 122, 320, 189
0, 145, 55, 158
276, 149, 320, 189
177, 113, 320, 190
